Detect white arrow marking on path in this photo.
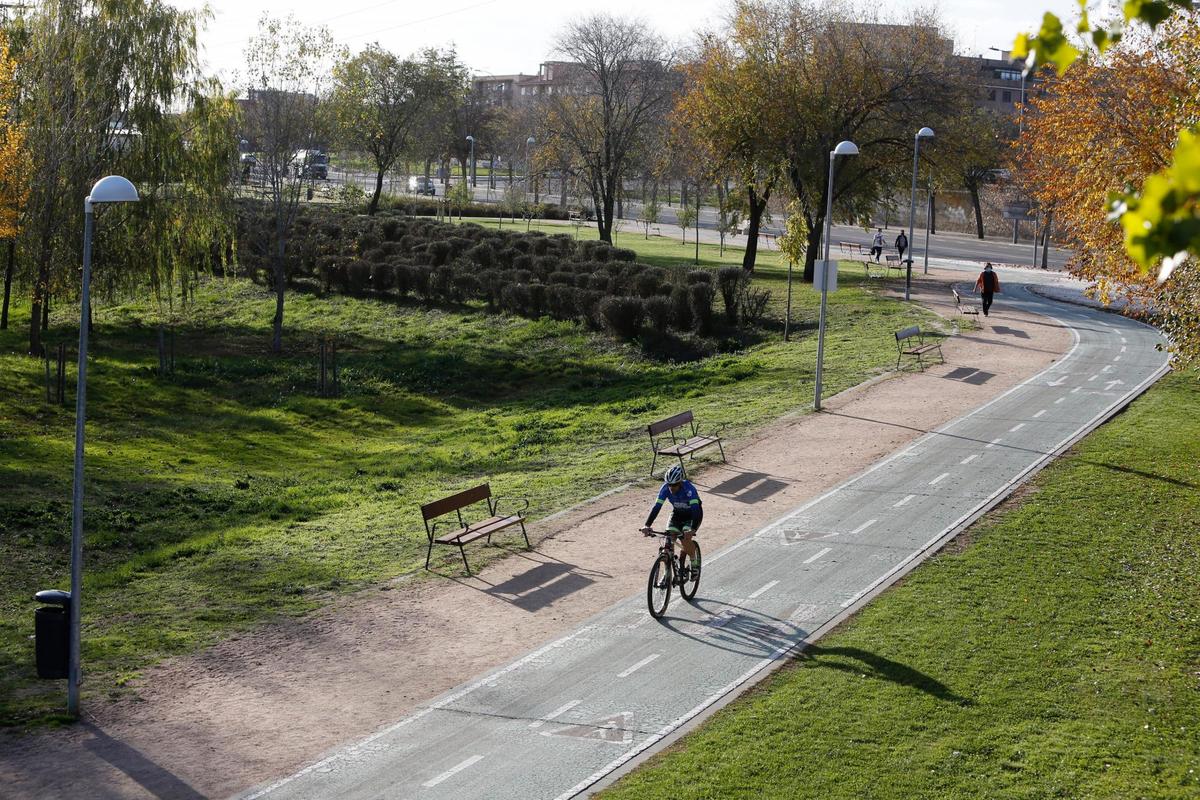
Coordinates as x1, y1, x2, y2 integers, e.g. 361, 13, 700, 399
1047, 375, 1067, 386
1105, 379, 1125, 391
1102, 364, 1114, 373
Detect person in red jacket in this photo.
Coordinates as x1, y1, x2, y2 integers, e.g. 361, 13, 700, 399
974, 262, 1001, 316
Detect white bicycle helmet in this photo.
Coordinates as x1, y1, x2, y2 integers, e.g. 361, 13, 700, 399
664, 464, 686, 484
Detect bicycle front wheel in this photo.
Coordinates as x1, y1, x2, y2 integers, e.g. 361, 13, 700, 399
647, 553, 672, 618
679, 542, 701, 601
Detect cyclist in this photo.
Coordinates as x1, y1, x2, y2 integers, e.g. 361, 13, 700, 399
641, 464, 703, 579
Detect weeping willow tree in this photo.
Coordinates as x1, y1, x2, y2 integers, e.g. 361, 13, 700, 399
12, 0, 238, 354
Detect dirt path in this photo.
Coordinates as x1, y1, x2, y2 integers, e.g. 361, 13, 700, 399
0, 271, 1071, 799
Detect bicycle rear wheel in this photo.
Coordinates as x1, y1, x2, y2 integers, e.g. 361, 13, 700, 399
679, 542, 701, 601
647, 553, 672, 618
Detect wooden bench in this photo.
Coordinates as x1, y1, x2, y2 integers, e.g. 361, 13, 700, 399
894, 326, 944, 371
420, 483, 530, 575
647, 411, 727, 477
884, 254, 905, 276
952, 287, 980, 316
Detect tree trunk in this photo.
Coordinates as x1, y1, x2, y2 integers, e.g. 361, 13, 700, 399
1, 239, 14, 330
968, 182, 984, 239
1041, 210, 1053, 269
41, 295, 49, 331
29, 237, 52, 355
559, 168, 568, 208
742, 186, 770, 273
803, 224, 822, 283
271, 222, 286, 354
368, 168, 385, 216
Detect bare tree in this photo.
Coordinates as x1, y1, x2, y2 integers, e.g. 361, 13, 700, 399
544, 15, 677, 243
240, 14, 334, 353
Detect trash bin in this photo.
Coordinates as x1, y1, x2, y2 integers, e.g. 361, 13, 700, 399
34, 590, 70, 679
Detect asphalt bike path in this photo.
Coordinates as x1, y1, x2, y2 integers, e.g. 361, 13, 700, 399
239, 285, 1168, 800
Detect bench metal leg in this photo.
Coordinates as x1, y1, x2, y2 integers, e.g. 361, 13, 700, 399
717, 440, 726, 463
425, 539, 434, 570
459, 543, 472, 576
519, 520, 531, 550
650, 450, 659, 477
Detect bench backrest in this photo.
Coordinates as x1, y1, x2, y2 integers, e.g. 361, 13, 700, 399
885, 254, 899, 263
421, 483, 491, 521
895, 325, 921, 343
648, 410, 694, 437
952, 288, 964, 305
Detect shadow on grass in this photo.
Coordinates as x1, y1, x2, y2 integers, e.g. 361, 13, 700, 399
798, 644, 974, 705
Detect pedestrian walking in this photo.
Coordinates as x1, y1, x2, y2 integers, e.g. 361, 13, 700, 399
895, 230, 908, 264
974, 262, 1001, 316
870, 228, 884, 262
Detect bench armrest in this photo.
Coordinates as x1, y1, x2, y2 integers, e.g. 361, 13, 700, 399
492, 496, 530, 517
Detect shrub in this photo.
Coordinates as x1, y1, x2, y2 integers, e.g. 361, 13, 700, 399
670, 285, 693, 331
611, 247, 637, 263
588, 273, 612, 292
546, 285, 578, 320
364, 247, 389, 264
526, 283, 547, 318
634, 271, 663, 298
687, 269, 713, 285
739, 286, 772, 326
347, 260, 373, 296
534, 255, 559, 275
359, 232, 381, 251
452, 271, 480, 302
512, 253, 533, 271
380, 218, 402, 240
549, 271, 576, 285
408, 264, 433, 299
428, 240, 452, 266
578, 290, 606, 330
717, 266, 747, 323
644, 295, 671, 333
467, 241, 495, 268
501, 283, 531, 315
371, 262, 396, 293
574, 273, 593, 289
689, 283, 716, 335
599, 296, 646, 339
430, 265, 456, 301
513, 269, 534, 284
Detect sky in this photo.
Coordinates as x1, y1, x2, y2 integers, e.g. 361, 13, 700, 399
169, 0, 1081, 86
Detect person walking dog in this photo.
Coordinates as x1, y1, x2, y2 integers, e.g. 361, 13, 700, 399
974, 262, 1001, 316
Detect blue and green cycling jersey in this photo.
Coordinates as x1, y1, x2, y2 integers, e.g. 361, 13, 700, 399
645, 479, 703, 528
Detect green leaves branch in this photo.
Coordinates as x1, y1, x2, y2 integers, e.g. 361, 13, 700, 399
1016, 0, 1197, 280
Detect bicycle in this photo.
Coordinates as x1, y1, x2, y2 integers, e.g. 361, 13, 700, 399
642, 527, 702, 618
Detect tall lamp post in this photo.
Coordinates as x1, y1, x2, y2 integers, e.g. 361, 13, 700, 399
906, 126, 934, 301
524, 135, 535, 230
68, 175, 140, 716
466, 135, 476, 189
814, 140, 858, 412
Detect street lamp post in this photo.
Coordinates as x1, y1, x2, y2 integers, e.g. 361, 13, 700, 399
814, 140, 858, 412
466, 135, 476, 189
68, 175, 139, 716
524, 135, 535, 231
906, 126, 934, 301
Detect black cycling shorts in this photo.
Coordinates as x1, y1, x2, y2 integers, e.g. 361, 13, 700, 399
668, 507, 702, 534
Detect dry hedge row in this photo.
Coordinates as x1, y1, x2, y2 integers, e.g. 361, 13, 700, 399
237, 203, 765, 339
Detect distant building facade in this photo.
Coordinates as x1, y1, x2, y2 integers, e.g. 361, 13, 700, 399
471, 61, 583, 108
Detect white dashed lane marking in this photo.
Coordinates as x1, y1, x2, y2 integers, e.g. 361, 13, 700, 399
1033, 410, 1046, 418
422, 755, 484, 788
1009, 423, 1025, 432
617, 654, 660, 678
529, 700, 581, 729
803, 547, 832, 564
748, 580, 778, 599
893, 494, 916, 507
930, 473, 950, 485
960, 454, 978, 465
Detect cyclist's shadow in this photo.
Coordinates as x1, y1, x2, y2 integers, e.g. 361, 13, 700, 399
655, 597, 808, 659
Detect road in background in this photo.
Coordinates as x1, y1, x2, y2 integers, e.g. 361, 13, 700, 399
240, 286, 1165, 800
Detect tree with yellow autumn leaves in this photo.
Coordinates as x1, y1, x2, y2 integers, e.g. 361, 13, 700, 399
0, 28, 26, 330
1018, 16, 1200, 363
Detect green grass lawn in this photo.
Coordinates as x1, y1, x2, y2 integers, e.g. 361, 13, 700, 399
0, 237, 933, 726
599, 371, 1200, 800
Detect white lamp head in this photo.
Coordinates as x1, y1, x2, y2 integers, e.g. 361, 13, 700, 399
832, 140, 859, 157
526, 136, 535, 146
88, 175, 140, 204
916, 127, 935, 139
466, 135, 474, 142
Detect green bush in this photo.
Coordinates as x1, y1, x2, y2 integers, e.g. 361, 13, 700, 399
599, 296, 646, 339
717, 266, 746, 323
645, 295, 671, 333
670, 285, 693, 331
689, 283, 715, 335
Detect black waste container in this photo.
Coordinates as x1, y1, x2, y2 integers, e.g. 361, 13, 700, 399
34, 590, 70, 679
